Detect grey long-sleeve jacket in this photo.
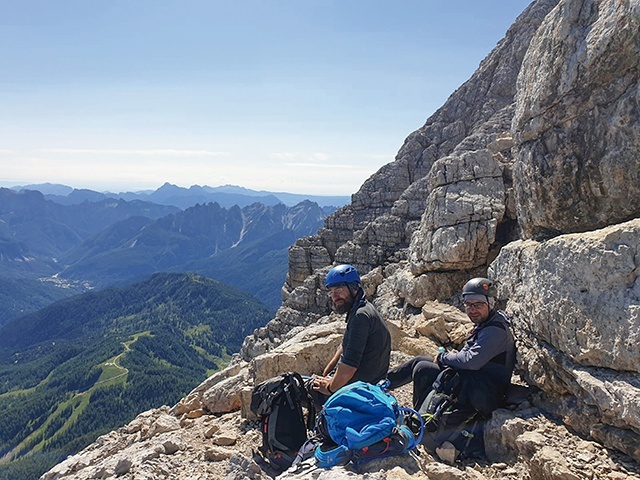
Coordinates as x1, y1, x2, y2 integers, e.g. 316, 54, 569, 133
440, 310, 516, 396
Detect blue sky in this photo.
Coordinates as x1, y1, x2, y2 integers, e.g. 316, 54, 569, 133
1, 1, 533, 195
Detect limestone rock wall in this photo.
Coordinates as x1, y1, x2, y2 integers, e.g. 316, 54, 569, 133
284, 0, 559, 281
487, 0, 640, 456
490, 219, 640, 460
513, 0, 640, 239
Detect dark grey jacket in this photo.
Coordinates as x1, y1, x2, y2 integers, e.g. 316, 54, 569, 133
439, 310, 516, 414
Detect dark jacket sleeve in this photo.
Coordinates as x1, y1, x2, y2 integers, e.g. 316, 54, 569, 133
440, 325, 509, 371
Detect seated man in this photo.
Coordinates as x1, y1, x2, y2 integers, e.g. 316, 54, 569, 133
311, 264, 391, 401
387, 277, 516, 416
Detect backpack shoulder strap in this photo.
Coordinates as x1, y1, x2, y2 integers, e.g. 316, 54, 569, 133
397, 406, 424, 447
290, 372, 316, 430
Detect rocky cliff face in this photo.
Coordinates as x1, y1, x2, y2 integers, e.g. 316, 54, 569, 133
42, 0, 640, 479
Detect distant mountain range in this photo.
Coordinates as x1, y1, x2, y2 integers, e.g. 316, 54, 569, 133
0, 181, 327, 478
0, 272, 273, 479
10, 182, 351, 209
0, 188, 179, 274
58, 200, 329, 305
0, 185, 335, 322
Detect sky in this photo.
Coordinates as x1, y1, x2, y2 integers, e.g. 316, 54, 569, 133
0, 1, 533, 196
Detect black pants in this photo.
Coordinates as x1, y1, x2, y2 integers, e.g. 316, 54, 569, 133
386, 356, 442, 409
388, 357, 509, 416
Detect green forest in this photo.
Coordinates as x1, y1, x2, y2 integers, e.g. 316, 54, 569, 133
0, 276, 85, 327
0, 273, 273, 480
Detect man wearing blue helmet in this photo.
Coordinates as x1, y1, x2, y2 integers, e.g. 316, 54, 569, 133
312, 264, 391, 399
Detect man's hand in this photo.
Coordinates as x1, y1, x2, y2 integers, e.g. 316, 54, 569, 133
312, 374, 333, 395
313, 362, 358, 396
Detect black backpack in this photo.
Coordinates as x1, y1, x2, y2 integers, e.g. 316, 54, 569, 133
250, 372, 316, 472
419, 368, 485, 462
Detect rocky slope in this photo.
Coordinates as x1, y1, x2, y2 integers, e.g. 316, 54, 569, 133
41, 0, 640, 479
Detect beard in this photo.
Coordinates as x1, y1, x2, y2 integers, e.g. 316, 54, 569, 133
333, 296, 354, 314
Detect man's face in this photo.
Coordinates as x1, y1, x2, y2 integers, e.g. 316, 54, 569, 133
464, 300, 490, 324
328, 284, 354, 314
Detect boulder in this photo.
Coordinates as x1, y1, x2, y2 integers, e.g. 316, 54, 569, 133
490, 219, 640, 459
410, 149, 507, 274
491, 219, 640, 372
172, 361, 247, 416
148, 414, 181, 437
513, 0, 640, 238
251, 320, 343, 384
416, 301, 472, 347
201, 368, 250, 414
390, 266, 485, 309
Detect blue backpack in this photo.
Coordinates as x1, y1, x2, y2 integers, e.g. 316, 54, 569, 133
314, 380, 423, 468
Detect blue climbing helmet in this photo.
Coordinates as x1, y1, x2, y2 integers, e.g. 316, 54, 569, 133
325, 264, 361, 290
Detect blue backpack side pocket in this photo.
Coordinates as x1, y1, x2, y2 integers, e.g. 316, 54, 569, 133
314, 443, 352, 468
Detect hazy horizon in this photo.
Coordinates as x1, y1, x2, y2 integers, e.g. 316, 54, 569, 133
1, 1, 532, 195
3, 180, 352, 198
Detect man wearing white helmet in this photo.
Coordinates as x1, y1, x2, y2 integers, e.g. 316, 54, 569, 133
387, 277, 516, 416
312, 264, 391, 399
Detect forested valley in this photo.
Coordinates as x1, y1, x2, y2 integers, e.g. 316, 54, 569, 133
0, 273, 273, 480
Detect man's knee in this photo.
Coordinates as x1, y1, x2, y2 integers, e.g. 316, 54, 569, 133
412, 359, 440, 381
